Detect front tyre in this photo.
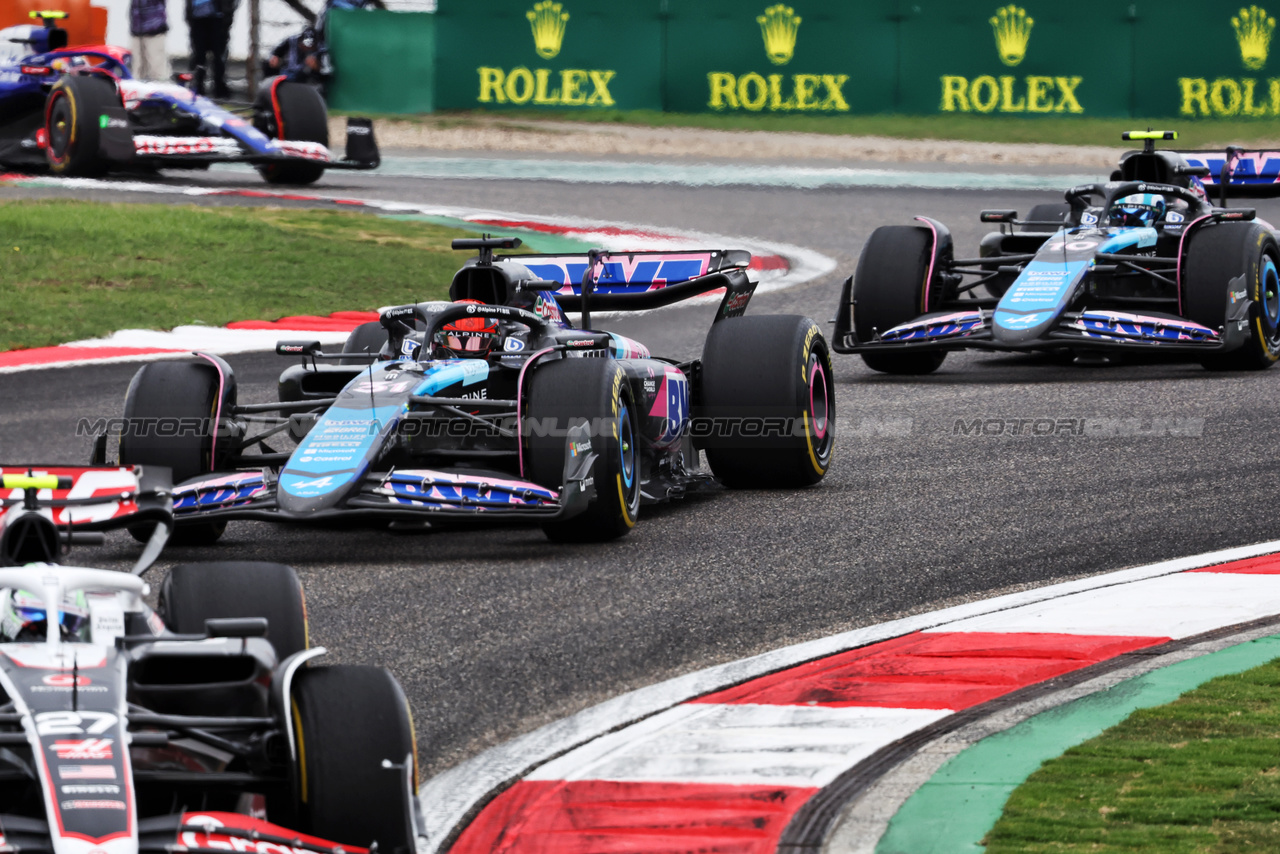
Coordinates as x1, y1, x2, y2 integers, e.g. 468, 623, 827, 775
44, 75, 119, 176
526, 358, 641, 542
290, 666, 417, 854
253, 79, 329, 185
339, 321, 389, 365
159, 561, 308, 661
698, 315, 835, 488
120, 358, 236, 544
1184, 222, 1280, 370
853, 225, 947, 375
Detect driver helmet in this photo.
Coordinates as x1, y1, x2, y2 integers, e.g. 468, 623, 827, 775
1109, 193, 1166, 228
0, 589, 90, 642
433, 299, 498, 358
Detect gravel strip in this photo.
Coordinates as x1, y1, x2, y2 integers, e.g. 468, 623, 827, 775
327, 116, 1119, 169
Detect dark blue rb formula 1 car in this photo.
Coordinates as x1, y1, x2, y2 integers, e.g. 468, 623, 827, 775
0, 11, 377, 184
834, 131, 1280, 373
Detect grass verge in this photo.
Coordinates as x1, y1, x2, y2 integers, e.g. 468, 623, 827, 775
352, 109, 1280, 150
0, 200, 480, 351
986, 656, 1280, 853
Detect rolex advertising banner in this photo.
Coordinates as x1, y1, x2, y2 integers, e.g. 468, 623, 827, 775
663, 0, 897, 115
1135, 3, 1280, 119
897, 1, 1134, 118
433, 0, 663, 111
403, 1, 1280, 120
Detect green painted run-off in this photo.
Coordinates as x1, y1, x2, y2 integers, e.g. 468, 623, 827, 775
876, 635, 1280, 854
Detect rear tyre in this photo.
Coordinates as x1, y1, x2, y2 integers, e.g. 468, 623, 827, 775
1184, 222, 1280, 370
254, 80, 328, 185
526, 358, 640, 542
120, 359, 236, 544
44, 75, 119, 177
853, 225, 947, 375
290, 665, 417, 854
159, 561, 308, 660
698, 315, 834, 488
340, 321, 389, 365
1020, 203, 1072, 232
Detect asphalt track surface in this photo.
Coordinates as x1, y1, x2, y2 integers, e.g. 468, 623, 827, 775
6, 164, 1280, 781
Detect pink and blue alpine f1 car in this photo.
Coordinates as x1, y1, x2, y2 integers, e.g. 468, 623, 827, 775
109, 240, 835, 544
834, 131, 1280, 373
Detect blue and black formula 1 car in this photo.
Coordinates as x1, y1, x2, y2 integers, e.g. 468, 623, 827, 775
833, 131, 1280, 374
0, 12, 377, 184
108, 239, 835, 543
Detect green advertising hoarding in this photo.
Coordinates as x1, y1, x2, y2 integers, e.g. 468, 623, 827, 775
340, 0, 1280, 120
433, 0, 663, 111
328, 9, 435, 114
897, 1, 1134, 118
1135, 2, 1280, 119
663, 0, 897, 115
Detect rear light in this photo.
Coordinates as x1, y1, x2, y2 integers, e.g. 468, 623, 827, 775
20, 65, 52, 76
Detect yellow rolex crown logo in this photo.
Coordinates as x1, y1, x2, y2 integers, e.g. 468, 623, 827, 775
1233, 5, 1275, 70
757, 4, 801, 66
527, 1, 569, 60
990, 4, 1033, 67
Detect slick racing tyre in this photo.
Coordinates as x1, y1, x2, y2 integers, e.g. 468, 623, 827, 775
120, 358, 236, 544
44, 74, 120, 177
526, 358, 641, 542
1184, 222, 1280, 370
1020, 202, 1073, 232
697, 315, 834, 488
290, 666, 417, 854
853, 225, 947, 375
339, 321, 389, 365
160, 561, 308, 660
253, 79, 328, 185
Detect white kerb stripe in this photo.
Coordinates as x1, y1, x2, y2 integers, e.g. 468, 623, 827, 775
526, 703, 952, 789
932, 572, 1280, 639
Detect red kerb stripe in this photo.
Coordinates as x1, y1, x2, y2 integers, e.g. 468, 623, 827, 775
1188, 552, 1280, 574
449, 779, 817, 854
690, 632, 1168, 710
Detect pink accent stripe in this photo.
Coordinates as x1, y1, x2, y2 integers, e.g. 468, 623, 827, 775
450, 780, 817, 854
689, 631, 1168, 711
515, 348, 556, 479
193, 353, 226, 472
1176, 215, 1214, 315
913, 216, 939, 312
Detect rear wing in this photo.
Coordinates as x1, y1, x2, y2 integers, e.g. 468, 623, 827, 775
0, 466, 173, 573
499, 248, 758, 326
1178, 148, 1280, 203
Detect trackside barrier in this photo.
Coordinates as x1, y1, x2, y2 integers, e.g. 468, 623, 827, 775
327, 8, 435, 114
326, 0, 1280, 119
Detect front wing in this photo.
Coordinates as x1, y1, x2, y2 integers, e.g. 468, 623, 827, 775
833, 283, 1231, 356
167, 426, 598, 527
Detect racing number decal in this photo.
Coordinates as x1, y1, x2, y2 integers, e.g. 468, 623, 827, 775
36, 711, 118, 736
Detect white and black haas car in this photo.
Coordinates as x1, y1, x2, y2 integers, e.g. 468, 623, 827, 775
834, 130, 1280, 373
0, 466, 420, 854
111, 237, 835, 544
